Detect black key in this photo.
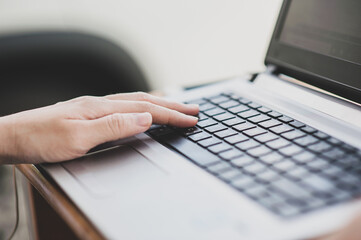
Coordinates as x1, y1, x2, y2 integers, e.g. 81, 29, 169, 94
307, 142, 332, 153
259, 119, 282, 129
199, 103, 216, 111
230, 155, 255, 167
218, 169, 243, 182
248, 102, 262, 109
189, 132, 212, 142
219, 100, 239, 109
209, 95, 229, 104
243, 127, 267, 137
269, 124, 293, 134
247, 145, 272, 157
197, 118, 218, 128
313, 131, 329, 140
247, 114, 271, 124
292, 151, 316, 164
243, 162, 267, 175
266, 138, 291, 149
224, 134, 249, 144
259, 152, 284, 165
289, 120, 305, 128
254, 132, 279, 143
208, 143, 232, 154
228, 105, 250, 114
294, 135, 319, 147
207, 162, 233, 174
281, 130, 306, 140
160, 133, 220, 166
268, 111, 282, 118
301, 126, 317, 134
233, 122, 256, 132
204, 107, 225, 116
186, 98, 207, 105
257, 106, 272, 113
219, 149, 244, 160
278, 116, 293, 123
214, 129, 238, 138
204, 124, 227, 133
197, 137, 222, 147
214, 112, 235, 121
278, 145, 303, 156
238, 110, 260, 119
179, 126, 202, 136
236, 139, 260, 151
223, 117, 246, 127
149, 127, 174, 137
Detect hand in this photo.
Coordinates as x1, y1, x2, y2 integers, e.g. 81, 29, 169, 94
0, 92, 199, 164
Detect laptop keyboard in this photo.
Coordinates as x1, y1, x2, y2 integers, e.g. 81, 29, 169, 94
147, 92, 361, 217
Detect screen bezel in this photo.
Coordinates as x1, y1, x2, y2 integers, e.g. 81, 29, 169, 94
265, 0, 361, 104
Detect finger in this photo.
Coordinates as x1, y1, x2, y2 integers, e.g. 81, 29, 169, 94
105, 92, 199, 116
82, 100, 198, 128
84, 112, 152, 147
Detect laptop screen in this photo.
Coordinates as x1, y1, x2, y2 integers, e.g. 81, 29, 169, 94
266, 0, 361, 103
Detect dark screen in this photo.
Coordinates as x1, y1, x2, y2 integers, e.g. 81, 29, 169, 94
279, 0, 361, 66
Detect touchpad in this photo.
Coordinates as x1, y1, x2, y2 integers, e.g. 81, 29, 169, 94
62, 143, 167, 197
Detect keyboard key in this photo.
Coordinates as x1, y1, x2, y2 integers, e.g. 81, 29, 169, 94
214, 129, 238, 138
257, 106, 272, 113
278, 145, 303, 156
197, 137, 222, 147
231, 175, 256, 189
233, 122, 257, 132
204, 124, 227, 133
327, 137, 342, 146
294, 135, 319, 147
273, 160, 297, 172
179, 126, 202, 136
268, 111, 282, 118
271, 177, 311, 199
247, 114, 271, 124
208, 143, 232, 154
302, 175, 334, 193
223, 117, 246, 127
269, 124, 293, 134
278, 116, 293, 123
257, 169, 280, 182
239, 98, 252, 104
204, 107, 225, 116
243, 162, 267, 175
197, 113, 209, 121
218, 169, 243, 182
236, 139, 260, 151
313, 131, 330, 140
224, 134, 249, 144
307, 142, 332, 153
149, 126, 174, 137
238, 110, 260, 119
289, 120, 305, 128
207, 162, 233, 174
292, 151, 316, 164
247, 145, 272, 157
160, 133, 221, 166
197, 118, 218, 128
219, 100, 239, 109
301, 126, 317, 134
281, 130, 306, 140
321, 148, 346, 160
259, 152, 284, 165
307, 159, 331, 172
214, 112, 235, 121
228, 105, 250, 114
189, 132, 212, 142
266, 138, 291, 149
259, 119, 282, 129
248, 102, 262, 109
254, 132, 278, 143
199, 103, 216, 111
219, 149, 244, 160
243, 127, 267, 137
209, 95, 229, 104
230, 155, 255, 167
285, 167, 310, 180
186, 98, 207, 105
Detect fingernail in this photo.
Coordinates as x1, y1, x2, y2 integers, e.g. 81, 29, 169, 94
188, 115, 199, 121
135, 113, 152, 127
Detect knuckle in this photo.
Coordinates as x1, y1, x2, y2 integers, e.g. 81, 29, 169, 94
137, 101, 154, 112
107, 113, 125, 136
136, 91, 151, 101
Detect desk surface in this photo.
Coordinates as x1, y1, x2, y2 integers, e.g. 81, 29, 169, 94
16, 164, 105, 240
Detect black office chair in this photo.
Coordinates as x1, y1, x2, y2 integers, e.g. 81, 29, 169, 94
0, 31, 150, 116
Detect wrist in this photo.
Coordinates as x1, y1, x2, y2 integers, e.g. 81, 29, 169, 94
0, 116, 18, 164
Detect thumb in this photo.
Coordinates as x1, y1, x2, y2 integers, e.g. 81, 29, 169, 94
86, 112, 152, 146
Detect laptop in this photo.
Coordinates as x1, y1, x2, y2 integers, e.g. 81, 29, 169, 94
43, 1, 361, 239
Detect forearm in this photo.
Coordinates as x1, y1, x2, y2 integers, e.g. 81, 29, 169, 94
0, 116, 18, 164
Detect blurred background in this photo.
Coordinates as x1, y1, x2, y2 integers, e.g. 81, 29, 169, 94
0, 0, 282, 239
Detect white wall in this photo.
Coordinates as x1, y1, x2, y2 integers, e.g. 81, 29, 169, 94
0, 0, 283, 90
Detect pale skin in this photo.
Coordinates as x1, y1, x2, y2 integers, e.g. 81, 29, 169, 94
0, 91, 358, 239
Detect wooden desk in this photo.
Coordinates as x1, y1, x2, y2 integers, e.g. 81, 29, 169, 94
16, 164, 105, 240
